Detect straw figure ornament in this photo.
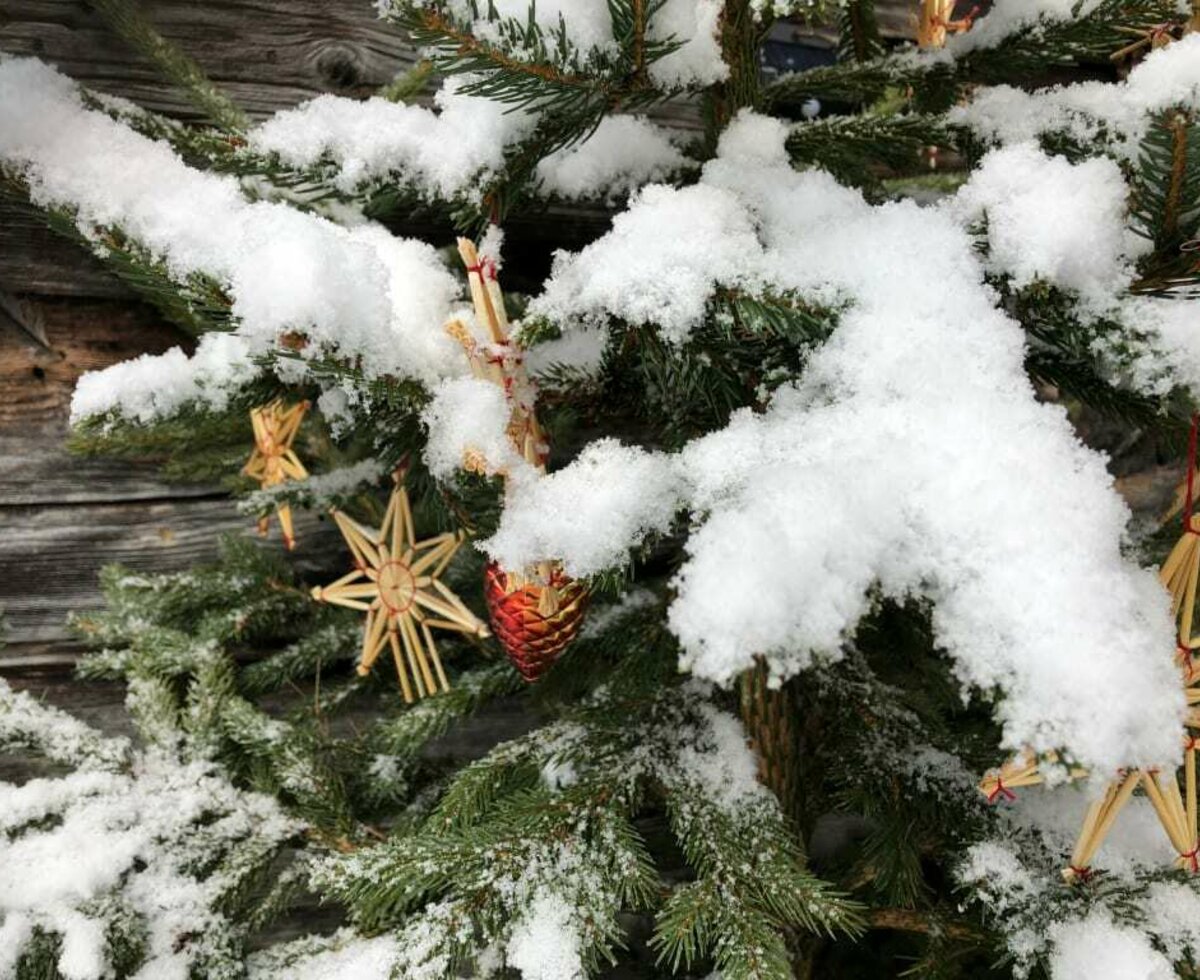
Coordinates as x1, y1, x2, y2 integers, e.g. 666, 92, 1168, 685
979, 417, 1200, 882
310, 468, 490, 702
242, 398, 310, 550
445, 237, 590, 682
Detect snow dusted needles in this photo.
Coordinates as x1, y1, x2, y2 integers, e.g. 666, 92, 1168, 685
504, 112, 1187, 774
0, 57, 467, 422
5, 4, 1200, 783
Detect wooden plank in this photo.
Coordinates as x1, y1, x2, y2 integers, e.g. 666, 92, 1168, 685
0, 294, 220, 500
0, 497, 342, 647
0, 0, 420, 120
0, 295, 187, 431
0, 436, 225, 504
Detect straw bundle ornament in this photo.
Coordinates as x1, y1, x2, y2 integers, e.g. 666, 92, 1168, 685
978, 416, 1200, 882
241, 398, 310, 550
445, 237, 590, 681
917, 0, 978, 48
310, 467, 489, 702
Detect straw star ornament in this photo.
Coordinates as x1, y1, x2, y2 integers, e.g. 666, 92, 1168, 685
310, 470, 490, 702
242, 399, 309, 549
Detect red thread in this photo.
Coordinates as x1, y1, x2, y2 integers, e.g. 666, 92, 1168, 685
1186, 414, 1199, 534
1185, 735, 1199, 752
1068, 865, 1094, 883
1182, 847, 1200, 872
986, 778, 1016, 803
466, 257, 497, 281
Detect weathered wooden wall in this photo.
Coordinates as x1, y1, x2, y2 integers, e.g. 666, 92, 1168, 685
0, 0, 431, 669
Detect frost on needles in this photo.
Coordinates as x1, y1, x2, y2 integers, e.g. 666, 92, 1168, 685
503, 111, 1185, 775
5, 0, 1200, 976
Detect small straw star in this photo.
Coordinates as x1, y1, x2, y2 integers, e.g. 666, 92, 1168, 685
242, 399, 309, 550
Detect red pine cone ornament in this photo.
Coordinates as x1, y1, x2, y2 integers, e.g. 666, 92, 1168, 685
483, 562, 589, 681
450, 237, 592, 680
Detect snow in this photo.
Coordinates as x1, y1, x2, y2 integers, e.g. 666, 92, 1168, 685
422, 376, 531, 480
507, 892, 586, 980
944, 0, 1105, 55
1105, 295, 1200, 400
70, 333, 256, 423
950, 142, 1147, 311
665, 700, 765, 813
647, 0, 729, 88
0, 58, 466, 425
483, 439, 683, 578
511, 110, 1185, 774
535, 115, 688, 202
1048, 911, 1174, 980
238, 458, 387, 513
0, 679, 128, 771
526, 326, 609, 376
246, 931, 401, 980
249, 78, 537, 199
0, 680, 300, 980
530, 182, 763, 344
951, 34, 1200, 153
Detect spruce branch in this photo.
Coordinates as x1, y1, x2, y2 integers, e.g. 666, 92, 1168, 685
838, 0, 885, 64
786, 114, 961, 192
1130, 109, 1200, 294
764, 0, 1187, 112
1, 169, 234, 337
84, 0, 249, 132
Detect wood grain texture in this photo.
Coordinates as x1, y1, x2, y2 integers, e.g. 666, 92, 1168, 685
0, 0, 419, 119
0, 497, 340, 648
0, 294, 342, 655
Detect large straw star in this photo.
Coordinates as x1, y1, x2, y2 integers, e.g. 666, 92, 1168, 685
310, 471, 490, 702
242, 399, 309, 550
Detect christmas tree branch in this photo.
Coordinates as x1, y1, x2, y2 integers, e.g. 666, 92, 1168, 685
85, 0, 249, 132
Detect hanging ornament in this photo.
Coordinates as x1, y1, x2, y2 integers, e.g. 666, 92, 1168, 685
444, 236, 590, 680
242, 398, 310, 550
483, 562, 590, 681
310, 468, 490, 702
978, 415, 1200, 882
917, 0, 978, 48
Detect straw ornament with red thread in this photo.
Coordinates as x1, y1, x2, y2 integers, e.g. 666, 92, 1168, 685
446, 235, 590, 681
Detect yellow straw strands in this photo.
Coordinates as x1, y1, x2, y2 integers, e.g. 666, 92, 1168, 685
310, 471, 490, 702
242, 399, 309, 550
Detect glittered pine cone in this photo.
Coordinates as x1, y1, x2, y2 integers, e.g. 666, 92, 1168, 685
483, 561, 589, 681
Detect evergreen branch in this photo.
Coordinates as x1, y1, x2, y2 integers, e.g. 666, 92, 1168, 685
787, 114, 961, 190
1008, 284, 1192, 437
366, 661, 524, 759
838, 0, 885, 64
764, 0, 1186, 112
2, 169, 233, 337
869, 907, 984, 942
84, 0, 249, 132
379, 59, 435, 102
1130, 109, 1200, 294
239, 619, 363, 696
